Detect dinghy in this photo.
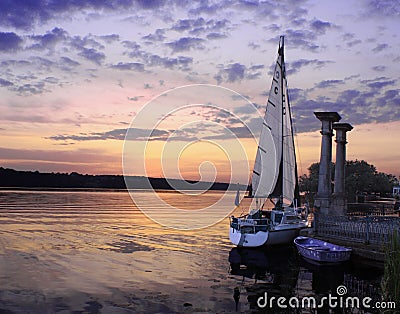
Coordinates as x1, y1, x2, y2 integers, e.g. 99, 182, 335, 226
294, 236, 352, 263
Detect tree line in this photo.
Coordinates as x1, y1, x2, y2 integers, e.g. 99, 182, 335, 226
0, 167, 230, 190
299, 159, 398, 203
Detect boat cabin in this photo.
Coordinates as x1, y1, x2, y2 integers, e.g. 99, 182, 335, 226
247, 209, 296, 225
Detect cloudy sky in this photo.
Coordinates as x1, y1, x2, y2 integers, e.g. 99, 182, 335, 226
0, 0, 399, 182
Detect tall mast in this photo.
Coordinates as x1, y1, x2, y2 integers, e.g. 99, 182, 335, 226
269, 35, 285, 200
280, 36, 285, 200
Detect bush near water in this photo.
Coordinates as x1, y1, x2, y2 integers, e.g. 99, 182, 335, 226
381, 231, 400, 311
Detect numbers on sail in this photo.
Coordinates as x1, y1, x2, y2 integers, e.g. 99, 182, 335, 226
276, 71, 280, 79
274, 86, 278, 94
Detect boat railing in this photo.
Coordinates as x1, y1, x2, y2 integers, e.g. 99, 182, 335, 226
229, 216, 272, 233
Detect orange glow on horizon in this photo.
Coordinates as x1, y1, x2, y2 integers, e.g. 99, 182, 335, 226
1, 121, 399, 180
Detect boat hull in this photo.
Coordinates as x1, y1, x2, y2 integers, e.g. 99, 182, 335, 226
229, 225, 301, 247
294, 236, 352, 263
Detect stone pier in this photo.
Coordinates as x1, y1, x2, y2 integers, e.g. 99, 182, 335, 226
331, 123, 353, 215
314, 112, 341, 215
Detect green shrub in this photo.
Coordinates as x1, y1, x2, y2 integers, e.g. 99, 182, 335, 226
381, 231, 400, 312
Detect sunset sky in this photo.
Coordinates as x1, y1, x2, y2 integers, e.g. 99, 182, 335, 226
0, 0, 399, 184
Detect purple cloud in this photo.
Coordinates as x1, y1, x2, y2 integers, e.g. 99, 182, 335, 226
0, 78, 13, 87
166, 37, 205, 53
364, 0, 400, 17
78, 48, 105, 65
214, 63, 246, 84
171, 18, 230, 36
188, 2, 222, 15
337, 89, 361, 103
366, 79, 396, 90
97, 34, 120, 43
171, 18, 203, 32
0, 32, 23, 52
314, 80, 345, 89
48, 127, 169, 142
270, 29, 320, 51
341, 32, 363, 47
372, 65, 386, 72
0, 0, 152, 30
60, 57, 80, 67
142, 29, 166, 43
29, 27, 67, 50
123, 40, 193, 71
16, 82, 47, 95
310, 19, 334, 34
206, 32, 227, 40
372, 43, 389, 53
286, 59, 334, 75
111, 62, 145, 71
347, 40, 362, 47
214, 62, 265, 84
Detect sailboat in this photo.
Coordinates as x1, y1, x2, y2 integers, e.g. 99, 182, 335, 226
229, 36, 307, 247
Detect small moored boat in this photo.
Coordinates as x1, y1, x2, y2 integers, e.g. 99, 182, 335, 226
294, 236, 352, 263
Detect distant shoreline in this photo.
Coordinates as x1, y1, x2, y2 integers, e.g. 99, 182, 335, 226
0, 167, 246, 191
0, 187, 235, 193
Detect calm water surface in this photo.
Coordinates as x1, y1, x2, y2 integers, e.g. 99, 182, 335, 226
0, 190, 382, 313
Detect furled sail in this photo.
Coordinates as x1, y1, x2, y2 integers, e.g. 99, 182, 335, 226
251, 36, 297, 206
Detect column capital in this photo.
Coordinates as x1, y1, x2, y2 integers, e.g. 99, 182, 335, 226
333, 123, 353, 132
333, 123, 353, 143
314, 112, 342, 123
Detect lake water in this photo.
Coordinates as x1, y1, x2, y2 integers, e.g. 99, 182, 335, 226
0, 190, 383, 313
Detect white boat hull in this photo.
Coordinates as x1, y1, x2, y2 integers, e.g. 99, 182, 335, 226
229, 224, 302, 247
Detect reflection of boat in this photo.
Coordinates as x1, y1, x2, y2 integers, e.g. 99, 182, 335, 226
294, 236, 352, 263
229, 247, 299, 312
229, 247, 270, 280
229, 246, 297, 279
298, 256, 382, 308
298, 257, 347, 298
229, 36, 307, 247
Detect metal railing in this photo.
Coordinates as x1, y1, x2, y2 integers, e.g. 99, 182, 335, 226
347, 202, 397, 217
315, 213, 400, 246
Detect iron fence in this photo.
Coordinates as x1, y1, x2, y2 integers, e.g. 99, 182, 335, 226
315, 213, 400, 246
347, 202, 397, 217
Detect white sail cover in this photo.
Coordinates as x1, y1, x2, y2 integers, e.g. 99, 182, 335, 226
251, 37, 297, 206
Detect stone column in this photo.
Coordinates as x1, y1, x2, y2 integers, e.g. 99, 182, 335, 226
314, 112, 341, 215
331, 123, 353, 215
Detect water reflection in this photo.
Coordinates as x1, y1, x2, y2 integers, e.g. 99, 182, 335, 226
298, 258, 347, 295
299, 259, 382, 313
0, 190, 384, 313
228, 246, 383, 313
229, 246, 299, 313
